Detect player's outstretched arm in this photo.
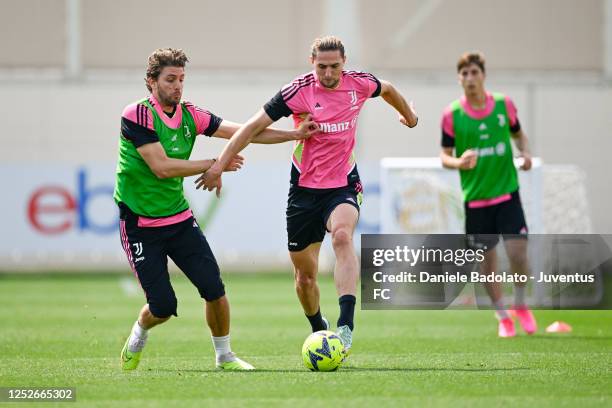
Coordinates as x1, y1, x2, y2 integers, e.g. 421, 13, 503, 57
211, 116, 318, 144
194, 109, 279, 195
137, 142, 244, 179
379, 80, 418, 128
511, 129, 532, 170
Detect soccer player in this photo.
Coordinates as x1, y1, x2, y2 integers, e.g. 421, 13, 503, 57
440, 51, 537, 337
195, 36, 418, 354
115, 48, 318, 371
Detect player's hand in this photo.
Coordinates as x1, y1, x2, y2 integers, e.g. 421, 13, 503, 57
518, 153, 532, 171
294, 114, 319, 140
399, 101, 418, 128
224, 154, 245, 172
458, 149, 478, 170
195, 165, 223, 197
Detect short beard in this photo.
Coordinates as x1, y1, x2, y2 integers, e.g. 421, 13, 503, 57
158, 89, 180, 107
321, 79, 340, 89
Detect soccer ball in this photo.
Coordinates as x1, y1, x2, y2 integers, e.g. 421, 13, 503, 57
301, 330, 344, 371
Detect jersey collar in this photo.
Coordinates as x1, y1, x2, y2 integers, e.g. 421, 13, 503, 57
149, 94, 183, 129
460, 91, 495, 120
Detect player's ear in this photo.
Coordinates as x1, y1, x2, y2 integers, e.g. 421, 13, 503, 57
147, 77, 156, 92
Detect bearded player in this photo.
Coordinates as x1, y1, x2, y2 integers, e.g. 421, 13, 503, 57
116, 48, 317, 370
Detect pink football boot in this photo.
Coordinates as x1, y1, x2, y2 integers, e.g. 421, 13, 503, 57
498, 317, 516, 338
511, 306, 537, 335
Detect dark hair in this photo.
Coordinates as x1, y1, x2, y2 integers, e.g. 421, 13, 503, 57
311, 36, 345, 58
457, 51, 485, 73
145, 48, 189, 92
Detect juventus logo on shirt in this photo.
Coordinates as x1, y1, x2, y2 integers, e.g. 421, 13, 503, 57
348, 90, 358, 105
184, 124, 192, 138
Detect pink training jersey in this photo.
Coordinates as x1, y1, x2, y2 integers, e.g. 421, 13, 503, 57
264, 70, 381, 189
122, 94, 218, 136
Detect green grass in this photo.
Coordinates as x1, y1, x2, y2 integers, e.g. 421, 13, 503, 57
0, 272, 611, 407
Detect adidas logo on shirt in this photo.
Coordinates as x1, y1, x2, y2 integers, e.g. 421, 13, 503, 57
314, 102, 323, 110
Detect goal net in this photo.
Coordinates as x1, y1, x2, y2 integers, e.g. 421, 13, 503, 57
379, 157, 592, 235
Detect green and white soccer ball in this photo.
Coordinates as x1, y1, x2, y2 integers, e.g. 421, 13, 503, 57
301, 330, 344, 371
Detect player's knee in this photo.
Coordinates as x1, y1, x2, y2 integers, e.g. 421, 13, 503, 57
200, 284, 226, 302
331, 227, 353, 249
197, 273, 226, 302
509, 250, 528, 267
149, 296, 178, 319
295, 270, 317, 289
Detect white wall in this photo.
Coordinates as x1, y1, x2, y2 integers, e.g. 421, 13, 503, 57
0, 0, 604, 70
0, 72, 610, 235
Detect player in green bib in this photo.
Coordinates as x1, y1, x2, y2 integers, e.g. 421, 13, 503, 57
440, 52, 537, 338
116, 48, 318, 371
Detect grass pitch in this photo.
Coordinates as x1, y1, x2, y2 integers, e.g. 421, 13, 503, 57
0, 272, 611, 407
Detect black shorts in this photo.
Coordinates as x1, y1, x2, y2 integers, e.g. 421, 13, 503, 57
465, 190, 528, 250
118, 203, 225, 318
286, 184, 362, 252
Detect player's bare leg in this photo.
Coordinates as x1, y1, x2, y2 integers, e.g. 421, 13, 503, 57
121, 304, 170, 370
327, 204, 359, 298
206, 295, 254, 370
326, 204, 359, 352
481, 248, 503, 304
291, 242, 322, 315
139, 304, 171, 329
291, 243, 329, 332
205, 296, 230, 336
505, 239, 537, 334
480, 248, 515, 337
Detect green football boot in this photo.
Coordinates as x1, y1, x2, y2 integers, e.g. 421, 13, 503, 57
216, 352, 255, 371
121, 337, 143, 370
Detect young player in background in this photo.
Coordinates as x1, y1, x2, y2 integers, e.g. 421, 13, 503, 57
440, 51, 537, 337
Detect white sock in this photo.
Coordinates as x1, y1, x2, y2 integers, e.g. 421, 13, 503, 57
493, 300, 509, 320
128, 320, 148, 353
211, 334, 232, 362
514, 285, 526, 307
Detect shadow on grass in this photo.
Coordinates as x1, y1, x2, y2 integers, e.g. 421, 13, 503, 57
153, 366, 530, 374
527, 335, 612, 341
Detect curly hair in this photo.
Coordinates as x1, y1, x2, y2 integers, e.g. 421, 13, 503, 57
145, 48, 189, 92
